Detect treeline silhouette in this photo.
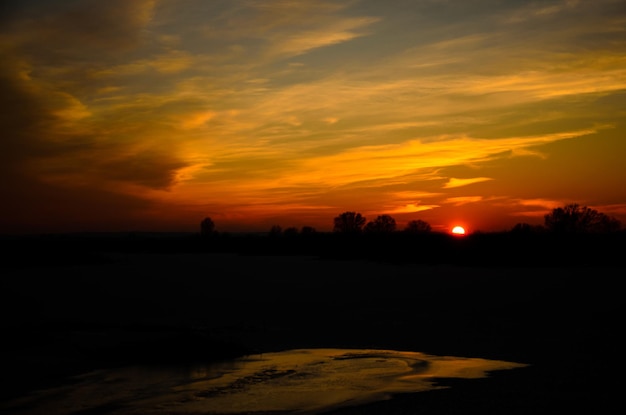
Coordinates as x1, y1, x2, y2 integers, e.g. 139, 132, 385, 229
2, 204, 624, 268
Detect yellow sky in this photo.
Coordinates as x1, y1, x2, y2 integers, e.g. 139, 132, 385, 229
2, 0, 625, 233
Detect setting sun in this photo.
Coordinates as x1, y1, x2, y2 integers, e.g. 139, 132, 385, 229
451, 226, 466, 235
1, 1, 626, 236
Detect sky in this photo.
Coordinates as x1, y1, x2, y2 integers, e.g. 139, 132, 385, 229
2, 0, 625, 234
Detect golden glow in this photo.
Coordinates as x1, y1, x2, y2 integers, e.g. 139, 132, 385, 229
443, 177, 493, 189
452, 226, 466, 235
7, 348, 527, 414
1, 1, 626, 234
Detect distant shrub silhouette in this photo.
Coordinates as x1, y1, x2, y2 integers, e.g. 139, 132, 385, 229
200, 217, 215, 236
364, 214, 397, 233
269, 225, 283, 237
300, 226, 316, 234
544, 203, 621, 234
404, 219, 431, 233
283, 227, 299, 237
333, 211, 366, 234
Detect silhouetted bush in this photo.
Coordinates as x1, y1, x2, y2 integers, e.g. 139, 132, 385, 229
200, 217, 215, 236
404, 219, 431, 233
268, 225, 282, 237
300, 226, 316, 234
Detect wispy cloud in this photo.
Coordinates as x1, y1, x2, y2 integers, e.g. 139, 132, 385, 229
443, 178, 493, 189
387, 204, 440, 214
266, 16, 379, 57
446, 196, 484, 206
2, 0, 625, 232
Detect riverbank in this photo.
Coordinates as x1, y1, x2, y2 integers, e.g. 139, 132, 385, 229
1, 251, 622, 413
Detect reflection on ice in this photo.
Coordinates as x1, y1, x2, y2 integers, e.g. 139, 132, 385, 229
3, 349, 528, 415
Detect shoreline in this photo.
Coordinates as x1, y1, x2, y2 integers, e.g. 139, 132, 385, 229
1, 252, 622, 413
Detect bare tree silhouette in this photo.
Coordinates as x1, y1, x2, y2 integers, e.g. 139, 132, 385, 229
364, 214, 397, 233
269, 225, 283, 237
200, 217, 215, 236
544, 203, 621, 233
404, 219, 431, 234
333, 211, 366, 234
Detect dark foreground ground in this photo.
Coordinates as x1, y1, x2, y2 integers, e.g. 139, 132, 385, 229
0, 233, 624, 414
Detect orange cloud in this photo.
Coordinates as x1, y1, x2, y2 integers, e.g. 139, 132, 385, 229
443, 177, 493, 189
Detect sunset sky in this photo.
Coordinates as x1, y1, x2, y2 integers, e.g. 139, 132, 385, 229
2, 0, 625, 234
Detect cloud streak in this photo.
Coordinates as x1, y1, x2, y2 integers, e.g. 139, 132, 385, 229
1, 0, 625, 233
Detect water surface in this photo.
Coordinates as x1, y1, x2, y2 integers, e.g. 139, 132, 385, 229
4, 348, 527, 415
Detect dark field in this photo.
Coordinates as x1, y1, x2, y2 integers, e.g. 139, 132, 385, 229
0, 232, 624, 414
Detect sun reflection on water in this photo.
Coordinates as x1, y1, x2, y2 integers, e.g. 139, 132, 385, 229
3, 349, 528, 415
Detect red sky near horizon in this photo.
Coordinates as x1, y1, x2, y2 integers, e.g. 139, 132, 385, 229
2, 1, 626, 234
